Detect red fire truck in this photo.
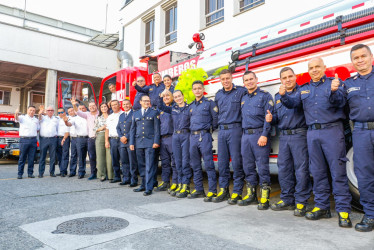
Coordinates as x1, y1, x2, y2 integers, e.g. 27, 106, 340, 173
58, 0, 374, 209
0, 113, 20, 158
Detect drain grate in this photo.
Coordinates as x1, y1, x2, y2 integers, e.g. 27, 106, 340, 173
51, 216, 129, 235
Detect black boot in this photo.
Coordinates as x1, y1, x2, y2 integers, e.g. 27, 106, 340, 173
270, 200, 295, 211
227, 193, 242, 205
212, 188, 230, 203
257, 183, 271, 210
155, 181, 170, 192
294, 203, 307, 217
305, 207, 332, 220
168, 183, 178, 194
338, 212, 352, 228
176, 184, 190, 198
188, 189, 206, 199
237, 183, 257, 206
170, 184, 182, 197
355, 215, 374, 232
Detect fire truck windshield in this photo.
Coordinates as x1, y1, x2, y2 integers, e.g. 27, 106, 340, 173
60, 79, 95, 108
0, 121, 19, 131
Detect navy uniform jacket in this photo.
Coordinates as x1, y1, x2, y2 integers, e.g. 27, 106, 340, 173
273, 85, 307, 130
133, 90, 147, 111
241, 88, 274, 137
214, 85, 247, 125
160, 108, 174, 136
135, 82, 174, 108
188, 97, 218, 131
281, 75, 346, 125
130, 108, 160, 148
344, 68, 374, 122
116, 110, 134, 147
158, 98, 190, 132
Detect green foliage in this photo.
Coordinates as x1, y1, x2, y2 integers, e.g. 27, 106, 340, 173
175, 68, 208, 103
212, 65, 229, 77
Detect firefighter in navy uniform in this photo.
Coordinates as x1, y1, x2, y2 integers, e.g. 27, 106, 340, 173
116, 100, 138, 187
344, 44, 374, 232
281, 57, 352, 228
130, 95, 160, 196
187, 80, 219, 202
266, 67, 312, 216
213, 69, 247, 204
238, 71, 274, 210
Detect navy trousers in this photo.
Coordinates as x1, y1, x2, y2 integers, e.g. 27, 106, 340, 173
353, 128, 374, 218
57, 137, 70, 175
241, 131, 271, 186
173, 133, 192, 185
278, 132, 311, 205
69, 137, 78, 175
120, 146, 138, 184
218, 126, 244, 194
18, 137, 37, 176
190, 132, 217, 193
160, 136, 177, 183
87, 138, 97, 175
39, 137, 57, 175
307, 123, 351, 212
76, 137, 88, 177
109, 138, 121, 180
136, 147, 156, 191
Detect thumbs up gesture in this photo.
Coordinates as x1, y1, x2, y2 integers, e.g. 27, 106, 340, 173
331, 73, 340, 92
279, 82, 286, 96
265, 110, 273, 123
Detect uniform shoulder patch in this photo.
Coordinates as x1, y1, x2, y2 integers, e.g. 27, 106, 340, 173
160, 111, 164, 115
213, 106, 218, 112
301, 90, 310, 94
268, 100, 274, 106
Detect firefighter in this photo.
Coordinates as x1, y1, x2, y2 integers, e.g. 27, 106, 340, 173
15, 106, 39, 179
133, 76, 147, 111
213, 69, 246, 204
281, 57, 352, 228
116, 99, 138, 187
158, 90, 192, 198
130, 95, 160, 196
266, 67, 311, 216
344, 44, 374, 232
238, 71, 274, 210
154, 90, 176, 192
134, 72, 165, 108
187, 80, 218, 202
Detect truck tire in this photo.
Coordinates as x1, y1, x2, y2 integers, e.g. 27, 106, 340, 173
346, 148, 363, 212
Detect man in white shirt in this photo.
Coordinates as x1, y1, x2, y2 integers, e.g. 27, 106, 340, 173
64, 105, 89, 179
15, 106, 39, 179
56, 107, 70, 177
105, 100, 123, 183
38, 105, 59, 178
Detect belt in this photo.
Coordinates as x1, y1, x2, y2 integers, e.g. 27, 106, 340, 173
40, 136, 56, 139
191, 129, 210, 135
110, 136, 119, 139
280, 127, 307, 135
57, 136, 65, 138
308, 121, 341, 130
20, 136, 37, 139
219, 123, 241, 130
77, 136, 88, 138
244, 128, 263, 134
354, 121, 374, 130
70, 136, 77, 138
162, 134, 172, 139
88, 137, 96, 139
174, 129, 190, 134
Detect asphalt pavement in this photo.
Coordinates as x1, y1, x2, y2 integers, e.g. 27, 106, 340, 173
0, 160, 373, 250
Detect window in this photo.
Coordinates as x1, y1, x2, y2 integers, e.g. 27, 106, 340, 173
165, 4, 178, 45
240, 0, 265, 12
0, 89, 11, 105
206, 0, 224, 27
145, 18, 155, 54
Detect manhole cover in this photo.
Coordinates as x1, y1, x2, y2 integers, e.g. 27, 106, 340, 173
51, 216, 129, 235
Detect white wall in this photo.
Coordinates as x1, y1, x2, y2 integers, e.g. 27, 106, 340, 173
120, 0, 339, 66
0, 86, 20, 113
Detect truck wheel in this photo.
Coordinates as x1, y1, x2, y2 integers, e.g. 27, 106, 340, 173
346, 147, 363, 212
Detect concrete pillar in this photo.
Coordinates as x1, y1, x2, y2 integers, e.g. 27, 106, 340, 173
19, 88, 28, 113
44, 69, 57, 109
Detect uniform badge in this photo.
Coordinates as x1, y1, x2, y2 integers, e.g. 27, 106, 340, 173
276, 100, 281, 104
149, 88, 153, 91
254, 92, 257, 95
347, 87, 360, 93
160, 111, 164, 115
213, 106, 218, 112
354, 76, 358, 80
301, 90, 310, 94
241, 101, 245, 106
200, 101, 203, 103
268, 100, 274, 106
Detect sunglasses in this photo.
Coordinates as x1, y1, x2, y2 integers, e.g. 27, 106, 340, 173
57, 111, 65, 114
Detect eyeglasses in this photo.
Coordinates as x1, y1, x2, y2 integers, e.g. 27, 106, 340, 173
142, 100, 150, 102
57, 111, 64, 114
137, 80, 145, 82
47, 110, 54, 112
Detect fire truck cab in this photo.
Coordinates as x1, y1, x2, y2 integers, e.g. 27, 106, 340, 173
0, 113, 20, 158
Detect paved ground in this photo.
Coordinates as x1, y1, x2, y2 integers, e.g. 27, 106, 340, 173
0, 160, 373, 250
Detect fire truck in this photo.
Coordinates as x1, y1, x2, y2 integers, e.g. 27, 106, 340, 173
58, 0, 374, 210
0, 113, 20, 158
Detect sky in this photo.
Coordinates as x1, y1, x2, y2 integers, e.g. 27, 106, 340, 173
0, 0, 122, 32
